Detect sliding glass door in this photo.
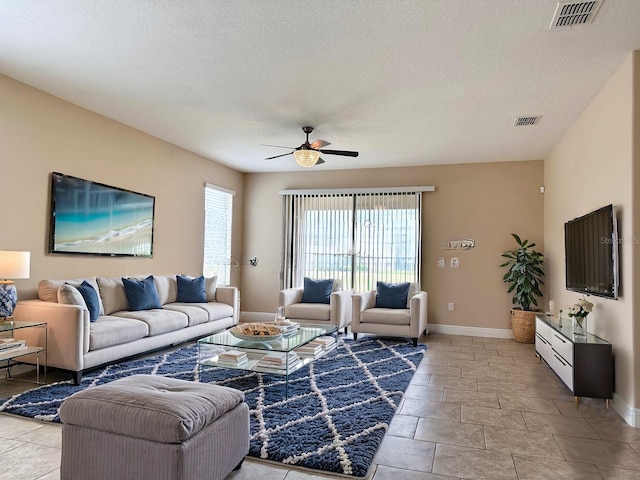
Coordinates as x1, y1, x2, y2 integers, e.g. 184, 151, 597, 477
282, 190, 422, 291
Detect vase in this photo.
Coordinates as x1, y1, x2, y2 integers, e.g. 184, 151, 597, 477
572, 316, 588, 336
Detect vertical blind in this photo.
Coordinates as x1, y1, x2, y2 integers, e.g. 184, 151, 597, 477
203, 184, 234, 285
281, 189, 424, 291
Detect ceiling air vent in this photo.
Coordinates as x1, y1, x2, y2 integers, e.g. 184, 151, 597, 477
550, 1, 603, 29
514, 116, 541, 127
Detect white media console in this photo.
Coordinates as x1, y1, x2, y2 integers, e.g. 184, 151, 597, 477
535, 315, 613, 408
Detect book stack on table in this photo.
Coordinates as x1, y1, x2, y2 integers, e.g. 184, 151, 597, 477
256, 351, 300, 371
295, 343, 323, 358
217, 350, 248, 366
0, 338, 28, 357
308, 336, 336, 353
275, 320, 300, 336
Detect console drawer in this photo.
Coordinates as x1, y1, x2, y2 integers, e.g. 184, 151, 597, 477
535, 332, 553, 365
536, 318, 553, 342
551, 350, 574, 391
551, 331, 573, 366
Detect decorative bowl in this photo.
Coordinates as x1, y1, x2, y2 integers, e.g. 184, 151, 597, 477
230, 323, 283, 342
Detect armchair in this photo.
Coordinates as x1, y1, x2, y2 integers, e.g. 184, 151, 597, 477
351, 283, 428, 347
279, 278, 352, 333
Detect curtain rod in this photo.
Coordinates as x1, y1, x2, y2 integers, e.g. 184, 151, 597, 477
279, 186, 435, 195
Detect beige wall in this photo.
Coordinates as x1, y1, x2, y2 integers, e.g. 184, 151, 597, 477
1, 74, 244, 299
241, 161, 544, 332
544, 51, 638, 415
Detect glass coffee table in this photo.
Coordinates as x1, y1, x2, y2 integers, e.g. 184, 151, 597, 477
197, 323, 338, 397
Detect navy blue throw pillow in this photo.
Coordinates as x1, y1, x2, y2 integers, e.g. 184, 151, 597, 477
122, 276, 162, 311
300, 277, 334, 304
76, 281, 100, 322
375, 281, 410, 309
176, 275, 207, 303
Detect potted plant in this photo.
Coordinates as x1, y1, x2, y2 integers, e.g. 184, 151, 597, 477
500, 234, 545, 343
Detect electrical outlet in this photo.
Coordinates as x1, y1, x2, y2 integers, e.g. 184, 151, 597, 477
437, 257, 446, 268
448, 303, 455, 311
451, 257, 460, 268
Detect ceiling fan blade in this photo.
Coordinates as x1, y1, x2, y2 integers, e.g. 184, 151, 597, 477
265, 152, 293, 160
316, 157, 325, 165
310, 139, 331, 149
260, 144, 296, 149
318, 149, 359, 157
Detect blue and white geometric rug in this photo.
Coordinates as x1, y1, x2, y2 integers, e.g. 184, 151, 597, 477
0, 337, 425, 477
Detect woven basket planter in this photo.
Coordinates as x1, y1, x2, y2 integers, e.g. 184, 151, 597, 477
510, 309, 538, 344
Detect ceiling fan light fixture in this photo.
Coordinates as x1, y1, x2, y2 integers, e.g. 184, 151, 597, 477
293, 148, 320, 167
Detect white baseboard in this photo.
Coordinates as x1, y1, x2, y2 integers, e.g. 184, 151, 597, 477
612, 393, 640, 428
428, 324, 514, 339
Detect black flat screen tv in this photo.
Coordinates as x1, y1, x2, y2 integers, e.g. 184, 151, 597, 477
49, 172, 155, 257
565, 204, 618, 299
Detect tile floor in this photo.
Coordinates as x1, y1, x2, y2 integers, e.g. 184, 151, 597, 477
1, 333, 639, 480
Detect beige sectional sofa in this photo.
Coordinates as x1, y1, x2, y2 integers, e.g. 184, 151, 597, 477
14, 274, 238, 384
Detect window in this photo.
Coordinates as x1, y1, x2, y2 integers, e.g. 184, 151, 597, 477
281, 187, 431, 291
203, 184, 234, 285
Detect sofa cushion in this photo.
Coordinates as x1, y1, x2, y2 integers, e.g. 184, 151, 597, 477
176, 275, 207, 303
40, 277, 104, 315
375, 281, 410, 309
361, 308, 411, 325
285, 303, 331, 321
185, 302, 234, 322
57, 284, 87, 309
123, 276, 162, 311
88, 317, 150, 351
163, 304, 210, 326
407, 282, 420, 307
154, 275, 178, 305
114, 309, 188, 336
98, 276, 140, 315
301, 278, 333, 304
205, 275, 217, 301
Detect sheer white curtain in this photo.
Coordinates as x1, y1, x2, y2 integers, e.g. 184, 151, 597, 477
281, 189, 425, 291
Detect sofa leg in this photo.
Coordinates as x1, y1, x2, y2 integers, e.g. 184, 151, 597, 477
344, 326, 348, 334
72, 371, 82, 385
353, 333, 358, 340
233, 459, 244, 471
411, 338, 418, 347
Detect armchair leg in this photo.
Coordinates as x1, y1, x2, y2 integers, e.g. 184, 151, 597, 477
344, 326, 348, 334
353, 333, 358, 340
411, 338, 418, 347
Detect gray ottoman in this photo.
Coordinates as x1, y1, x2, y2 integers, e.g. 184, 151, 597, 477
59, 375, 250, 480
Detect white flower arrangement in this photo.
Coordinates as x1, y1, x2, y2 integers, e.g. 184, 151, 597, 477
567, 298, 594, 319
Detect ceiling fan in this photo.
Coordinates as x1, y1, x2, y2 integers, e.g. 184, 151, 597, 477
263, 126, 359, 167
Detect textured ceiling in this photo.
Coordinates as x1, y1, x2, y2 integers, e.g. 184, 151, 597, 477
1, 1, 640, 172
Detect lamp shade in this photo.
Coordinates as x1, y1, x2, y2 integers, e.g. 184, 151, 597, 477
0, 251, 31, 279
293, 148, 320, 168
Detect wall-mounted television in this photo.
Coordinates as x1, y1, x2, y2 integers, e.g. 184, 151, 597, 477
49, 172, 155, 257
565, 204, 618, 299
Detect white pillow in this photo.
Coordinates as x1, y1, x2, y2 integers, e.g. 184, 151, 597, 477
407, 282, 420, 307
205, 276, 217, 301
57, 284, 88, 309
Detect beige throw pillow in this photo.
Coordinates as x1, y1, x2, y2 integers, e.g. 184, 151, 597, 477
205, 276, 217, 302
57, 284, 88, 309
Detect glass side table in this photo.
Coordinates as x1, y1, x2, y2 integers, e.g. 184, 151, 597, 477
0, 318, 47, 384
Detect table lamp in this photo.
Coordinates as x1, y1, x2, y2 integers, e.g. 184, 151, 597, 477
0, 251, 31, 319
